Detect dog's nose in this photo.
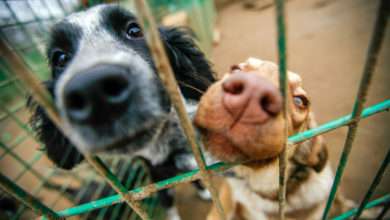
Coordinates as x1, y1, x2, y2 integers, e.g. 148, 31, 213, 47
222, 72, 282, 124
63, 65, 131, 125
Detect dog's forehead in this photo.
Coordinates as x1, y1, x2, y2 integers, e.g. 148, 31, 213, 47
240, 58, 303, 90
65, 5, 105, 31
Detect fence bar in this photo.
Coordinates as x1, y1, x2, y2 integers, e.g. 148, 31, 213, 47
2, 2, 46, 57
0, 134, 28, 159
133, 0, 226, 219
55, 161, 229, 217
48, 99, 389, 217
0, 140, 46, 179
0, 103, 24, 122
376, 199, 390, 220
322, 0, 388, 219
0, 36, 149, 220
274, 0, 288, 219
0, 77, 18, 88
0, 173, 62, 220
352, 148, 389, 219
289, 99, 389, 143
331, 194, 390, 220
83, 155, 150, 219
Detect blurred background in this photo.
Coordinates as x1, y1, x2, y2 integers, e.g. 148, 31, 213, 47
0, 0, 388, 219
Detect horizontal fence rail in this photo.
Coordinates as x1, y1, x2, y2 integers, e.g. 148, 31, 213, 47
38, 99, 390, 217
0, 0, 389, 219
332, 194, 390, 220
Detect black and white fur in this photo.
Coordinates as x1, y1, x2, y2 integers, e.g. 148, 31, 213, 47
28, 4, 214, 219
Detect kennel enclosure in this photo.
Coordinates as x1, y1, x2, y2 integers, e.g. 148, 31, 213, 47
0, 0, 389, 220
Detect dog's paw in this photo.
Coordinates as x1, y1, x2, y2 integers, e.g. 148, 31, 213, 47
166, 207, 181, 220
197, 188, 212, 201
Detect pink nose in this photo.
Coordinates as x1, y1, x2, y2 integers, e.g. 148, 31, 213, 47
222, 72, 282, 124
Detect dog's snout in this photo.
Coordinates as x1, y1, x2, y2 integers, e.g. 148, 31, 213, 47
63, 65, 131, 125
222, 72, 282, 124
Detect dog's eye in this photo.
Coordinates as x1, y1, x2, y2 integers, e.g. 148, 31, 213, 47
52, 51, 69, 68
293, 95, 309, 109
126, 22, 143, 39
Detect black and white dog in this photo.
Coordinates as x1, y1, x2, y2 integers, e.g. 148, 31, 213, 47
28, 4, 215, 219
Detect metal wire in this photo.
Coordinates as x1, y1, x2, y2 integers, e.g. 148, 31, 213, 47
133, 0, 226, 219
274, 0, 288, 219
0, 173, 62, 220
331, 194, 390, 220
352, 148, 389, 219
0, 36, 150, 220
322, 0, 388, 218
376, 200, 390, 220
43, 99, 390, 217
0, 1, 389, 219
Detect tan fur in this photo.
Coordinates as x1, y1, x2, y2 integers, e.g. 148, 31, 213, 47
196, 58, 361, 220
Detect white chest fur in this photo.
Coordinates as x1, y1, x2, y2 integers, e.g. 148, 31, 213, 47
227, 163, 334, 220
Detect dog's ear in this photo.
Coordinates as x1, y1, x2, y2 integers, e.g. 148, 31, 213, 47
292, 113, 328, 172
27, 80, 84, 170
160, 27, 215, 101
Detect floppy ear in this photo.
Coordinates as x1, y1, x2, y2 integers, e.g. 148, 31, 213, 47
292, 113, 328, 172
160, 27, 215, 101
27, 80, 84, 170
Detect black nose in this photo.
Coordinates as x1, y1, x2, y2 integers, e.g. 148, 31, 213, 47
63, 65, 131, 125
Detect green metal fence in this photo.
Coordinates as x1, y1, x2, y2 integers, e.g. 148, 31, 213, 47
0, 0, 388, 220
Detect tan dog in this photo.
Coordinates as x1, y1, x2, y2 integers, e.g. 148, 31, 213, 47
194, 58, 354, 220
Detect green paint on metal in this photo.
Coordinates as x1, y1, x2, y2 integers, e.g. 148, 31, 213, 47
0, 135, 29, 160
331, 194, 390, 220
52, 100, 389, 217
55, 161, 233, 217
0, 141, 46, 181
288, 99, 390, 143
0, 173, 62, 220
1, 132, 12, 142
0, 102, 25, 121
275, 0, 288, 218
321, 1, 388, 219
1, 1, 388, 219
352, 148, 389, 219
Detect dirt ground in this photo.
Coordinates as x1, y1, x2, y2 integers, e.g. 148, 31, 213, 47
176, 0, 389, 219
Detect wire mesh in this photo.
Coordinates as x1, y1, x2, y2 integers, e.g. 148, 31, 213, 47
0, 1, 163, 219
0, 0, 389, 220
321, 0, 388, 218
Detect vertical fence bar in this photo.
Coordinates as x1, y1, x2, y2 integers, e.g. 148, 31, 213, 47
0, 38, 150, 220
322, 0, 388, 219
352, 148, 389, 219
0, 173, 62, 220
132, 0, 226, 219
377, 199, 390, 220
274, 0, 288, 219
